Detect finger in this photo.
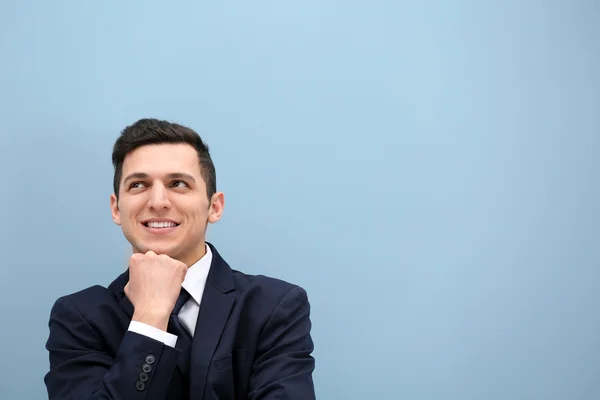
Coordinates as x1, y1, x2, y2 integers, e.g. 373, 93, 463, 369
129, 253, 142, 265
157, 254, 171, 261
180, 263, 189, 279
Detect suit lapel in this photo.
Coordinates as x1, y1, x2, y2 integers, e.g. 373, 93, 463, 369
189, 243, 236, 400
108, 270, 134, 319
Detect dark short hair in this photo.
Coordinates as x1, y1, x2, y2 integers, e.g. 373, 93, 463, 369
112, 118, 216, 200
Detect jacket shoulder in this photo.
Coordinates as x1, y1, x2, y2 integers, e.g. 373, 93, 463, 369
54, 270, 127, 308
61, 284, 115, 302
232, 270, 309, 308
51, 284, 118, 317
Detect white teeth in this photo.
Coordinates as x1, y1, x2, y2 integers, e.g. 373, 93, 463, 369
147, 221, 177, 228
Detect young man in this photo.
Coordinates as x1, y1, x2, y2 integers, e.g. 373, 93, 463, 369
44, 119, 316, 399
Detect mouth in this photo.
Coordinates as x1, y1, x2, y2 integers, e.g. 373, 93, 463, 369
141, 220, 181, 229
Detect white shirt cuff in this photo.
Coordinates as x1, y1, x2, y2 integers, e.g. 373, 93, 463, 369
128, 321, 177, 348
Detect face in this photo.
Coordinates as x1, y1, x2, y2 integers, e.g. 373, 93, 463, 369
110, 143, 224, 266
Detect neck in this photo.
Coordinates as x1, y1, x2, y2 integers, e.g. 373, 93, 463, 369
180, 242, 208, 268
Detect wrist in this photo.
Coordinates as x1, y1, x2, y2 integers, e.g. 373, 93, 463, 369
132, 308, 170, 331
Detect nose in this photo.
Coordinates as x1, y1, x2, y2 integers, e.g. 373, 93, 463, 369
147, 183, 171, 210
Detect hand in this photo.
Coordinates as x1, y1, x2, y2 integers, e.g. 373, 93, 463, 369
125, 251, 188, 331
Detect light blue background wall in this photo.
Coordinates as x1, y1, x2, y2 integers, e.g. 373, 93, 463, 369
1, 1, 599, 398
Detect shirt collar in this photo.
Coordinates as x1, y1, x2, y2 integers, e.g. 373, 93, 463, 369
181, 244, 212, 304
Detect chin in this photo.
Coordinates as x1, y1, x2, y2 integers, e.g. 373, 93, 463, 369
135, 243, 177, 257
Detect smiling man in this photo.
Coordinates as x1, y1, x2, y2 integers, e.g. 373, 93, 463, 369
44, 119, 316, 399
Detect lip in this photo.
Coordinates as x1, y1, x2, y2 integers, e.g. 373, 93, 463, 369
141, 218, 180, 225
140, 218, 180, 235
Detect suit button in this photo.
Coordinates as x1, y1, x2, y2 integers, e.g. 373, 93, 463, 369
139, 372, 149, 382
145, 354, 156, 364
136, 381, 145, 391
142, 363, 152, 373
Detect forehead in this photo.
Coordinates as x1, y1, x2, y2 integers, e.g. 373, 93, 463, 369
121, 143, 201, 178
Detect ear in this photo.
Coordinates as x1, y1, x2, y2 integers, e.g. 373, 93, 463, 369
110, 193, 121, 225
207, 192, 224, 224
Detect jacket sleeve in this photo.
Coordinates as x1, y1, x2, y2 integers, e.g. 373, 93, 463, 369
248, 286, 317, 399
44, 295, 180, 399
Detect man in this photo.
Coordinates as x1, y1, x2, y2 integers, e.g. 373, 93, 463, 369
44, 118, 316, 399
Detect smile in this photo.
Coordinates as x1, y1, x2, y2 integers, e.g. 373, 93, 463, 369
142, 221, 180, 228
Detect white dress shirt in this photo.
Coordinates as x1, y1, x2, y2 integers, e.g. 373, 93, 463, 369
127, 244, 213, 347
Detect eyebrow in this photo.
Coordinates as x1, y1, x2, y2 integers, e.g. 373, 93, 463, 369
123, 172, 197, 185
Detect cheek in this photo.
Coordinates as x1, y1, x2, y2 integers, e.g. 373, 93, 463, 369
118, 202, 143, 224
188, 208, 210, 225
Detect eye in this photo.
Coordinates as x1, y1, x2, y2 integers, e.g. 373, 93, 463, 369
171, 180, 188, 188
129, 182, 146, 189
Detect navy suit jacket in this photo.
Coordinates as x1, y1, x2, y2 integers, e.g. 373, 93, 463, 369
44, 243, 316, 399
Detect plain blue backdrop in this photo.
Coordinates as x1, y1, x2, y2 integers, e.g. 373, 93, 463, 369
1, 1, 599, 398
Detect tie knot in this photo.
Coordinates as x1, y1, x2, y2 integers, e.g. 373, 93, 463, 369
172, 288, 191, 316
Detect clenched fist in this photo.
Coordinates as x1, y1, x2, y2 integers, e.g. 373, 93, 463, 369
125, 251, 188, 331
